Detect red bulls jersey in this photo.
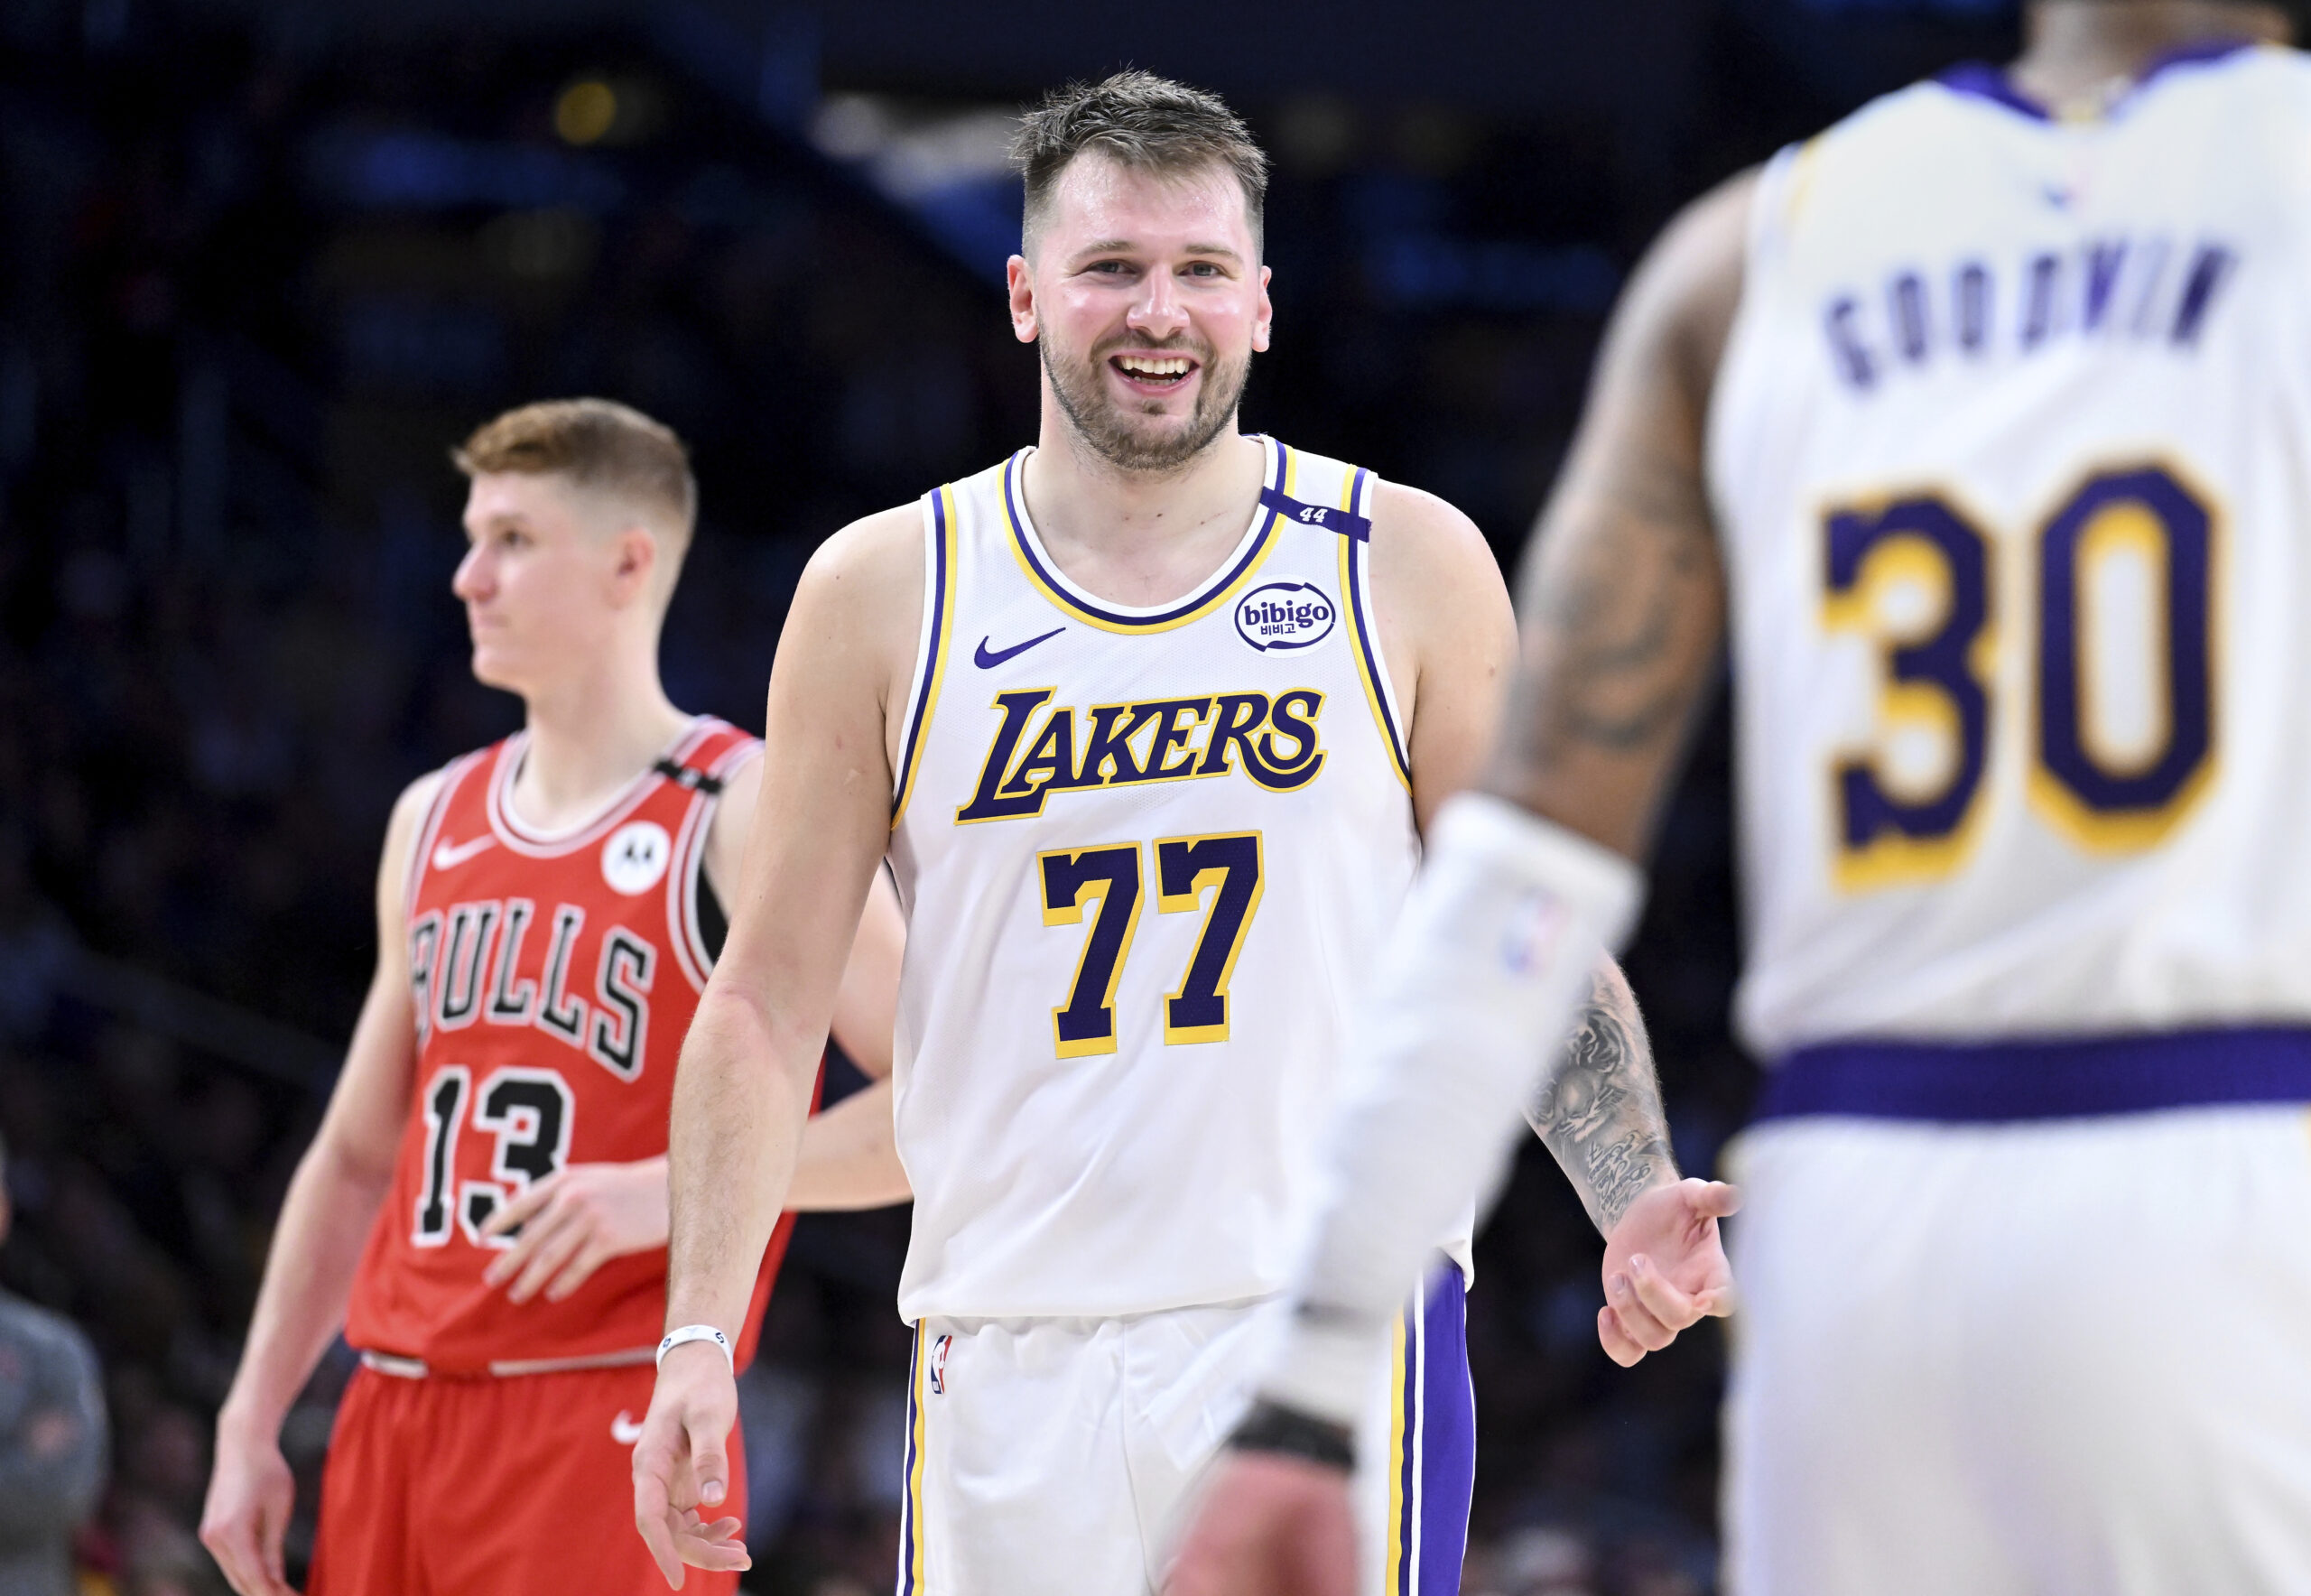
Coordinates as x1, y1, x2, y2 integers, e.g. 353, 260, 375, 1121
346, 718, 800, 1374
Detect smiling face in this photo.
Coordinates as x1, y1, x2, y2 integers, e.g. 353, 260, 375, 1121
452, 471, 657, 697
1011, 152, 1273, 474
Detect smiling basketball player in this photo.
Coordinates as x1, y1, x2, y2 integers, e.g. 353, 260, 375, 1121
630, 75, 1722, 1596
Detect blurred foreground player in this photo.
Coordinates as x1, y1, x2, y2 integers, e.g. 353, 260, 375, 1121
1174, 3, 2311, 1593
632, 72, 1720, 1596
198, 399, 908, 1596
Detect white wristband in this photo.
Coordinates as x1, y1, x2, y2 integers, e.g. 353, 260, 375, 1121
1270, 794, 1644, 1424
656, 1324, 734, 1372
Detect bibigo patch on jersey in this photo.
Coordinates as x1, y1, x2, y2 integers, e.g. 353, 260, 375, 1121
1234, 580, 1337, 654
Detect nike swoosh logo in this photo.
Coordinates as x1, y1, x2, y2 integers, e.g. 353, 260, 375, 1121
432, 835, 496, 871
612, 1411, 645, 1444
974, 626, 1066, 669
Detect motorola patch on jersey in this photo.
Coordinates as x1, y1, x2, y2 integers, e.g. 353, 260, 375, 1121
602, 821, 672, 895
1233, 580, 1338, 654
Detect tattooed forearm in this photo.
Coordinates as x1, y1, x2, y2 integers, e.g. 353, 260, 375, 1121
1480, 181, 1751, 860
1511, 477, 1722, 766
1526, 960, 1674, 1234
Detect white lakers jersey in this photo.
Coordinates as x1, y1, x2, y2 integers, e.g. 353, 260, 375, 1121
1710, 42, 2311, 1057
885, 438, 1423, 1321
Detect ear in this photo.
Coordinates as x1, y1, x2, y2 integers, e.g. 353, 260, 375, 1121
608, 524, 658, 610
1253, 264, 1274, 353
1007, 254, 1038, 344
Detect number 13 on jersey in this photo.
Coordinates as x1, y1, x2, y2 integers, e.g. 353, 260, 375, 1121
1037, 832, 1265, 1057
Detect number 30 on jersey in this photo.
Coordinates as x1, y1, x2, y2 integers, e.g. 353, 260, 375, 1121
1823, 461, 2214, 889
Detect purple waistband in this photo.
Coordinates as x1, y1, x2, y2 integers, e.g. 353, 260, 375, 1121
1759, 1027, 2311, 1124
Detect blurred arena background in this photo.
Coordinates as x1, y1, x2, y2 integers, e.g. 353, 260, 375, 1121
0, 1, 2020, 1591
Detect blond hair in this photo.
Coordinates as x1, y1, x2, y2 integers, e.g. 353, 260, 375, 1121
454, 398, 697, 594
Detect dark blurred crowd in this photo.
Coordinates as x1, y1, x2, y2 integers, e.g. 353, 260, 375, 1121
0, 1, 2023, 1591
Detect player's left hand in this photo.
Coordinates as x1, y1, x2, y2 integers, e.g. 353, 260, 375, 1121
1597, 1176, 1740, 1367
1164, 1448, 1357, 1596
634, 1342, 750, 1589
481, 1157, 669, 1303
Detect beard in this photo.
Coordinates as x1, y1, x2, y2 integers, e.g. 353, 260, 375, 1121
1042, 331, 1251, 474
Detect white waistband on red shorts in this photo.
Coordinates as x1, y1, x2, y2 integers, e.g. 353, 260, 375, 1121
357, 1345, 658, 1380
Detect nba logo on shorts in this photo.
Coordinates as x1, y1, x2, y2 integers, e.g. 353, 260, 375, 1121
928, 1333, 952, 1396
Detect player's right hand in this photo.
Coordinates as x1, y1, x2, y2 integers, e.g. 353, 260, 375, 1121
632, 1342, 750, 1590
1598, 1176, 1740, 1367
200, 1421, 299, 1596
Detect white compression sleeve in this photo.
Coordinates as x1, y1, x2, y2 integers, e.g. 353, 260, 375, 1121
1261, 793, 1644, 1427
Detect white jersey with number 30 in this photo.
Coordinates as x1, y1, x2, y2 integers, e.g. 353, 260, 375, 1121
1709, 42, 2311, 1058
884, 438, 1432, 1322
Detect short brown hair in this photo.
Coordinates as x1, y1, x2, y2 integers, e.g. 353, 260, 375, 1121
1012, 71, 1269, 254
454, 398, 698, 581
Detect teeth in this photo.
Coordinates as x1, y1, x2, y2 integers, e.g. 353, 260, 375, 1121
1117, 354, 1191, 376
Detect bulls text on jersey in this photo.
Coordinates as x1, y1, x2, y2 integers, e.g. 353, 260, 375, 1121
408, 899, 654, 1082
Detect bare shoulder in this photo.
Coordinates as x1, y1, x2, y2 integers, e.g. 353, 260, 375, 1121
378, 768, 449, 887
373, 765, 451, 939
784, 503, 925, 700
1366, 479, 1516, 703
1653, 164, 1759, 274
797, 503, 924, 624
1366, 480, 1508, 618
1617, 166, 1759, 393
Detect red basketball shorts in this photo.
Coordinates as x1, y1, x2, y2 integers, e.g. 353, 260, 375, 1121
309, 1359, 747, 1596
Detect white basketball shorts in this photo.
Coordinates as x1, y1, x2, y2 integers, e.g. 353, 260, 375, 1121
1724, 1094, 2311, 1595
894, 1265, 1471, 1596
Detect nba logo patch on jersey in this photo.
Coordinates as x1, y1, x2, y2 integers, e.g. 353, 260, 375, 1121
1233, 580, 1338, 653
601, 821, 671, 895
1499, 887, 1568, 978
928, 1333, 952, 1395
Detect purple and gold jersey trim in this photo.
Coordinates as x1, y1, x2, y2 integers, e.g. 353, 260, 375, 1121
1935, 37, 2260, 125
1001, 441, 1287, 634
1337, 466, 1413, 793
899, 1325, 931, 1594
1760, 1027, 2311, 1123
892, 485, 960, 830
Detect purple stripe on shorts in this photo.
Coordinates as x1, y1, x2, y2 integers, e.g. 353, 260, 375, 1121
1759, 1027, 2311, 1124
1396, 1296, 1419, 1594
896, 1329, 920, 1596
1416, 1264, 1475, 1594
